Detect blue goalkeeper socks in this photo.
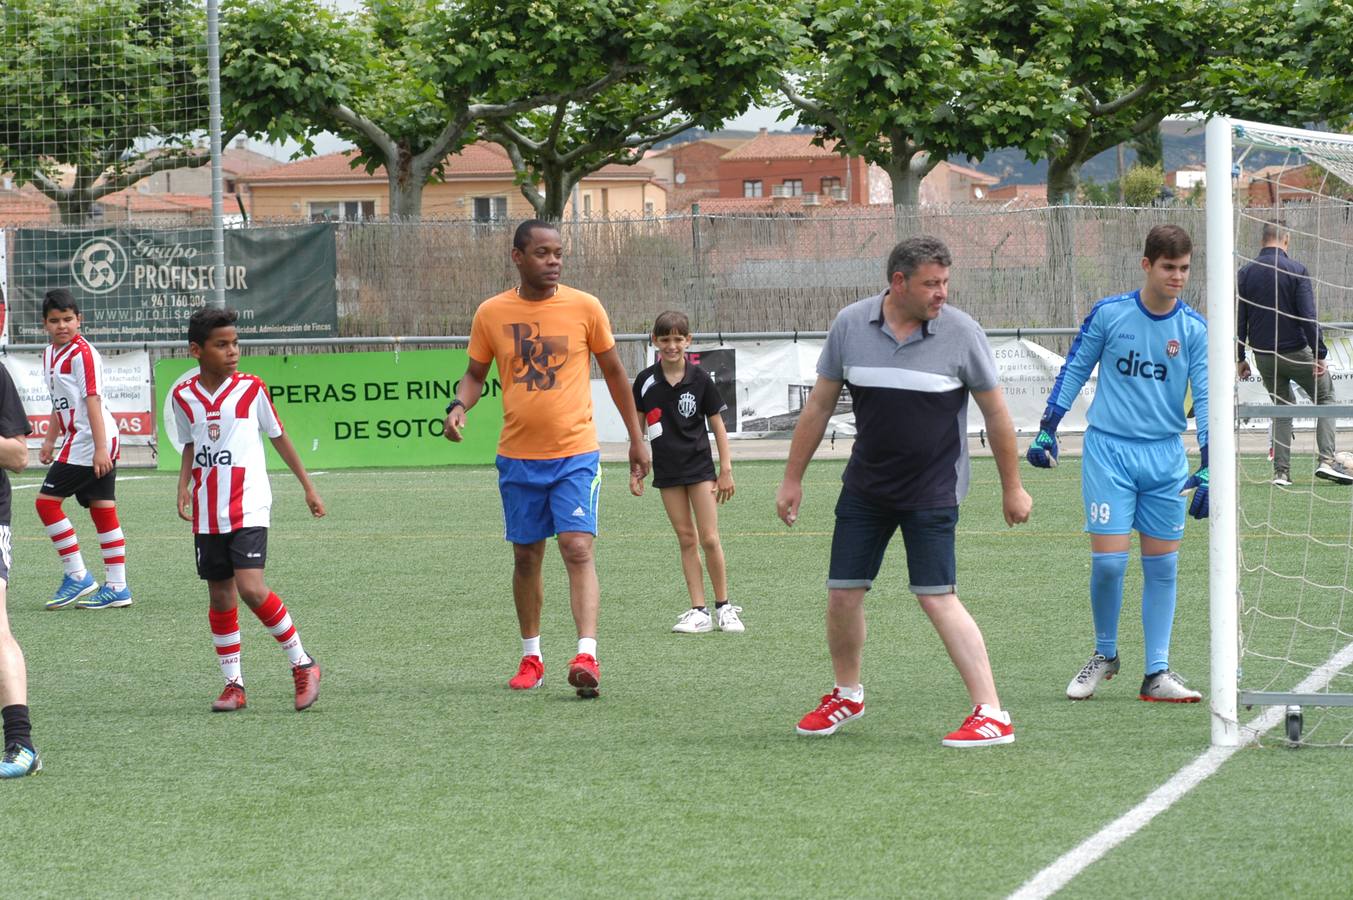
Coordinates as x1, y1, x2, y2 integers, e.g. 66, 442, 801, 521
1141, 551, 1179, 674
1090, 551, 1129, 658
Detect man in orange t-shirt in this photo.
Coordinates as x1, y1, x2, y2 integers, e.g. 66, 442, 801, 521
445, 219, 649, 698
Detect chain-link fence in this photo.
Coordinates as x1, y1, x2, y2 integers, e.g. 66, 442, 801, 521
323, 202, 1353, 344
9, 202, 1353, 350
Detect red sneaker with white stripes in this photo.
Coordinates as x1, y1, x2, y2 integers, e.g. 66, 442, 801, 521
566, 653, 600, 698
795, 688, 864, 736
941, 706, 1015, 748
509, 655, 544, 690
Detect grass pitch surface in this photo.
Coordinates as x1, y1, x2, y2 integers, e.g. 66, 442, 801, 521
3, 459, 1350, 898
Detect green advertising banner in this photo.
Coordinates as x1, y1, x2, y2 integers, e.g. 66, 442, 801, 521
154, 350, 503, 470
10, 224, 337, 342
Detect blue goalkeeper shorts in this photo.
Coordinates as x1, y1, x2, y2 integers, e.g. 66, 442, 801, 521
1081, 428, 1189, 540
496, 451, 601, 545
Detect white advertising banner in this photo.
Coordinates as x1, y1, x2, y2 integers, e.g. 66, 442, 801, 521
591, 335, 1353, 443
1, 350, 155, 445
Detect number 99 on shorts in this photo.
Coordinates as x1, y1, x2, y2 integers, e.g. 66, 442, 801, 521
1088, 501, 1113, 526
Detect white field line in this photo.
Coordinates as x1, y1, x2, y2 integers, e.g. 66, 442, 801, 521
11, 471, 334, 493
13, 475, 157, 490
1010, 639, 1353, 900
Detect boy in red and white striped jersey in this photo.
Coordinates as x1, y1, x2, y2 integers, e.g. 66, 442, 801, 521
173, 307, 325, 712
35, 289, 133, 611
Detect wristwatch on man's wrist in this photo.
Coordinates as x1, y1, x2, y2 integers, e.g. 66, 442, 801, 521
446, 398, 466, 415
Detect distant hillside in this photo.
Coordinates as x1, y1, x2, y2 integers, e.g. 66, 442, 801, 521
666, 120, 1304, 189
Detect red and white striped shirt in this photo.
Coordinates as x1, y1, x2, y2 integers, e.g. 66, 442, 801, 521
172, 372, 284, 534
44, 336, 119, 466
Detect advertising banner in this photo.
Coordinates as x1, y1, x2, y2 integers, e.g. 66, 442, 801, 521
1, 350, 154, 444
154, 349, 502, 470
672, 337, 1097, 437
8, 224, 337, 342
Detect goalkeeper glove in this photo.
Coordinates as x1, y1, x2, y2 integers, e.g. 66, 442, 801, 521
1026, 408, 1064, 468
1181, 444, 1209, 520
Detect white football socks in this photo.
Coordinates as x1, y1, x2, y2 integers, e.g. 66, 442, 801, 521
835, 683, 864, 703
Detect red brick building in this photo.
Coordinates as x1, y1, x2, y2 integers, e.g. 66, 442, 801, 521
645, 137, 748, 211
716, 130, 869, 206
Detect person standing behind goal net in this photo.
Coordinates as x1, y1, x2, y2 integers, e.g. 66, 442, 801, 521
1236, 221, 1353, 487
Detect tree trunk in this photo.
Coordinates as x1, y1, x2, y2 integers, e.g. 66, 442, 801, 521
883, 144, 938, 239
525, 165, 570, 222
887, 160, 923, 207
386, 146, 424, 220
1047, 154, 1083, 206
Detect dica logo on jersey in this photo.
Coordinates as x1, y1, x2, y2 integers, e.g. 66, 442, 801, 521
194, 446, 234, 467
1115, 350, 1167, 381
70, 237, 129, 294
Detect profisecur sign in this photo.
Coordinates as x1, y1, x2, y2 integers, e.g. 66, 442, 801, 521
8, 224, 338, 342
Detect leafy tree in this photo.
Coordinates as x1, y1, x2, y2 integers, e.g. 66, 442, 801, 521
1130, 126, 1164, 169
971, 0, 1215, 205
221, 0, 634, 220
1197, 0, 1353, 128
487, 0, 796, 221
1079, 178, 1117, 206
0, 0, 217, 225
1122, 164, 1165, 206
781, 0, 1074, 206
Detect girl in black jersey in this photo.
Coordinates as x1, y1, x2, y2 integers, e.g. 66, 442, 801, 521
630, 312, 743, 633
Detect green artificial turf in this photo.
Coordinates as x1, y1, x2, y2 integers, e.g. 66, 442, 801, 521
2, 458, 1350, 898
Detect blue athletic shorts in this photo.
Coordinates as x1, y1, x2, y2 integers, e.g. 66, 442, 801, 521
827, 488, 959, 595
1081, 428, 1188, 539
496, 451, 601, 545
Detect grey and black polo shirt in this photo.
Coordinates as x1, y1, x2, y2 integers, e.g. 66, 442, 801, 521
818, 291, 998, 510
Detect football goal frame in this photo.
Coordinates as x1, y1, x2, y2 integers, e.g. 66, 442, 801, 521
1206, 116, 1353, 748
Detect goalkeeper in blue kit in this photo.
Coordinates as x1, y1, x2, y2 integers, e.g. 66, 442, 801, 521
1027, 224, 1209, 703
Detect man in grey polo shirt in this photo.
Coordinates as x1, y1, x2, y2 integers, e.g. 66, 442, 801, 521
776, 235, 1032, 747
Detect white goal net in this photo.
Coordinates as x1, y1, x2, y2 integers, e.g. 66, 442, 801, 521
1208, 117, 1353, 747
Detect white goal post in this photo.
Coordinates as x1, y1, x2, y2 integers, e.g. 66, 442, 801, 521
1207, 116, 1353, 748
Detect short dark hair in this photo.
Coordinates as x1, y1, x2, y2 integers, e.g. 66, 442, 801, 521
513, 219, 560, 251
42, 288, 79, 317
651, 310, 691, 337
886, 235, 952, 281
188, 306, 238, 346
1260, 221, 1287, 245
1143, 224, 1192, 263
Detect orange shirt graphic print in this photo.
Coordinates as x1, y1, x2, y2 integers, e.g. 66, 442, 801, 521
506, 322, 569, 391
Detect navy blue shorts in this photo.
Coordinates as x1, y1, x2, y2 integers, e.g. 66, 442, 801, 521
827, 488, 958, 595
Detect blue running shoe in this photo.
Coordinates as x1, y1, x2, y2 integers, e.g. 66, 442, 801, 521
77, 584, 133, 610
0, 744, 42, 778
45, 572, 97, 610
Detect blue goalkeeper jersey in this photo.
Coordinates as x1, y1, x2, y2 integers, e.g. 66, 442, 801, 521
1048, 290, 1209, 448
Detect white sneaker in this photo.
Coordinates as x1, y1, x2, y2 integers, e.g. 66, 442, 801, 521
1066, 652, 1120, 700
1316, 461, 1353, 485
1138, 669, 1202, 703
716, 604, 745, 633
1272, 470, 1292, 487
672, 607, 713, 634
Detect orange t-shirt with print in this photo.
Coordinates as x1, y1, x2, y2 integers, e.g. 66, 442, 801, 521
467, 284, 616, 459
